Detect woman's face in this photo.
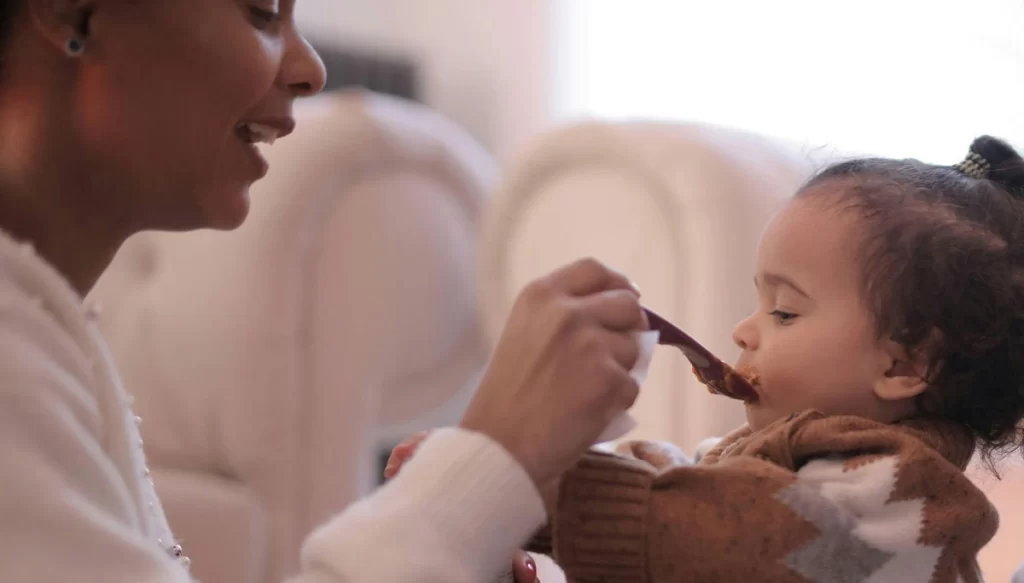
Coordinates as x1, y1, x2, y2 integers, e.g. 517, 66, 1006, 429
67, 0, 326, 231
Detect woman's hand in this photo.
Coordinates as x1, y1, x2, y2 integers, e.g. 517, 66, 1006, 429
461, 258, 647, 489
510, 551, 539, 583
384, 432, 542, 583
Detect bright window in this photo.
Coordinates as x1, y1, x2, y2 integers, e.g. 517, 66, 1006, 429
553, 0, 1024, 161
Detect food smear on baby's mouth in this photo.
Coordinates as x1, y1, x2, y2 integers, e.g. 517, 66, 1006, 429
691, 365, 760, 402
740, 372, 761, 403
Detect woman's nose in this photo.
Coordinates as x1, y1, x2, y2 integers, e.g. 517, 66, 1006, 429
280, 33, 328, 98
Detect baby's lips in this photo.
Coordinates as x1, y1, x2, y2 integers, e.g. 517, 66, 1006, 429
736, 368, 763, 401
710, 363, 760, 402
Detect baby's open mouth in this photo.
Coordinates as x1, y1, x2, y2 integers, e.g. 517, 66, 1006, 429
738, 371, 762, 404
691, 366, 761, 403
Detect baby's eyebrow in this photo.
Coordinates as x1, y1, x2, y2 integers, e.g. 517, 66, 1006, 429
755, 272, 811, 299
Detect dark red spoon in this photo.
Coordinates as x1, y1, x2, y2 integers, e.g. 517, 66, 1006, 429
643, 308, 760, 402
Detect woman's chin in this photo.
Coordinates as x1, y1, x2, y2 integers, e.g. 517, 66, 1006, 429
203, 186, 252, 230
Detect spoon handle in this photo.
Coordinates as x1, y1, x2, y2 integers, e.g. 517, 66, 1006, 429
643, 308, 758, 402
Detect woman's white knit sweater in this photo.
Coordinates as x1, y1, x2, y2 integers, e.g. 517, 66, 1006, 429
0, 230, 545, 583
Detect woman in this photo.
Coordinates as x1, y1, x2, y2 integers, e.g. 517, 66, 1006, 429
0, 1, 647, 582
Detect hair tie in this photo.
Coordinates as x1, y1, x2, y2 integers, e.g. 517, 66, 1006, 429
953, 150, 991, 179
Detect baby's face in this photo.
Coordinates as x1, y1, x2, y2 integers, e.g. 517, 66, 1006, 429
733, 193, 900, 431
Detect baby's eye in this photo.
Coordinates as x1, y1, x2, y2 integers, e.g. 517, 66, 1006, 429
769, 309, 798, 325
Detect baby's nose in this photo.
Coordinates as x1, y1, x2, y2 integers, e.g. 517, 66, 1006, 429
732, 314, 758, 350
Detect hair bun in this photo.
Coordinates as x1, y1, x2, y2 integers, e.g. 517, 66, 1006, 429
966, 136, 1024, 194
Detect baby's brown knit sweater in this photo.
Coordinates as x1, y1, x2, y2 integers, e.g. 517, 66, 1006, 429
528, 411, 998, 583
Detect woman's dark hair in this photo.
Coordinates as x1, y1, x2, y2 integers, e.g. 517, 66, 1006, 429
799, 136, 1024, 469
0, 1, 15, 65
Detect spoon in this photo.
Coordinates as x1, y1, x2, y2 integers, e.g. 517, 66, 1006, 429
643, 308, 759, 402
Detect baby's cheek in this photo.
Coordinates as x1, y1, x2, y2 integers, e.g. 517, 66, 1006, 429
763, 349, 817, 393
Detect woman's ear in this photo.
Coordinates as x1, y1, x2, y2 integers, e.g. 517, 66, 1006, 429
873, 338, 931, 401
25, 0, 94, 54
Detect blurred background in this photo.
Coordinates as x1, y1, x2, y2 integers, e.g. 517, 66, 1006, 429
87, 2, 1024, 582
296, 0, 1024, 162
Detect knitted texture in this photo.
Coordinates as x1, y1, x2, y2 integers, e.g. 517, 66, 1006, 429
533, 411, 997, 583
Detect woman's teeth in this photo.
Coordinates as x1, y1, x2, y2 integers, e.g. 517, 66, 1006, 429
236, 122, 279, 145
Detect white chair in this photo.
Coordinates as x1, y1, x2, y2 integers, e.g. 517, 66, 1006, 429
479, 120, 811, 583
88, 90, 496, 583
478, 120, 812, 451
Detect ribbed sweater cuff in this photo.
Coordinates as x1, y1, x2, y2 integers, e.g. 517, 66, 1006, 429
390, 427, 547, 567
554, 451, 653, 581
301, 427, 545, 582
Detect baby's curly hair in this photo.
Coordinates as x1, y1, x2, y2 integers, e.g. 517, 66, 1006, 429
798, 136, 1024, 469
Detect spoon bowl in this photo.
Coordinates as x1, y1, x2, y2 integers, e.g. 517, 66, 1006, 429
643, 308, 759, 402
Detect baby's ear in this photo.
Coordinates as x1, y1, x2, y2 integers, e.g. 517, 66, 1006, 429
873, 337, 932, 401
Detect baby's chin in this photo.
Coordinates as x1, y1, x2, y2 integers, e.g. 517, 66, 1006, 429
744, 401, 785, 431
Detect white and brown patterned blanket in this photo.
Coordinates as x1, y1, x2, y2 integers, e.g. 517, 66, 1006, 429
529, 411, 997, 583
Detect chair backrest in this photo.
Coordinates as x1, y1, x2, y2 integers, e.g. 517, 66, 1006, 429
89, 90, 496, 583
477, 120, 812, 449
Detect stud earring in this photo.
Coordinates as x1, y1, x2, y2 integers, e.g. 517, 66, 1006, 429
65, 37, 85, 57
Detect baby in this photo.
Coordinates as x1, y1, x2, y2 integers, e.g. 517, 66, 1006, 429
391, 136, 1024, 583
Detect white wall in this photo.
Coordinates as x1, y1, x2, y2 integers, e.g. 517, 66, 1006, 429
295, 0, 554, 160
554, 0, 1024, 162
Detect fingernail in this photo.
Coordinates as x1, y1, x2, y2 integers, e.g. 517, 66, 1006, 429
525, 556, 536, 574
630, 280, 641, 294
